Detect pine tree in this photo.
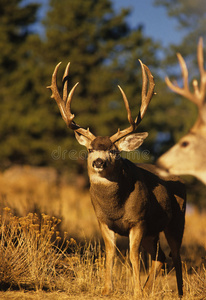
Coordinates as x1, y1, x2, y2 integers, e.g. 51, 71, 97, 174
0, 0, 41, 168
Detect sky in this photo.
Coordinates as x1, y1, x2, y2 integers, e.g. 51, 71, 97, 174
31, 0, 185, 49
112, 0, 184, 47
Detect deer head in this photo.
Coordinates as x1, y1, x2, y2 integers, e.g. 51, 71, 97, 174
157, 38, 206, 184
47, 60, 155, 181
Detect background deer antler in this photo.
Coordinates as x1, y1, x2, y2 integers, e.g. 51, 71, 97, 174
165, 37, 206, 125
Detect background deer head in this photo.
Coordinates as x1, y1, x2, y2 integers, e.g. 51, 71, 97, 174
157, 38, 206, 184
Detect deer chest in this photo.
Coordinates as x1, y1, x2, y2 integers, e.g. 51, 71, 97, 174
90, 188, 147, 236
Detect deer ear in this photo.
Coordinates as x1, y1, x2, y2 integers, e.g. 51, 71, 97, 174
114, 132, 148, 152
74, 132, 91, 148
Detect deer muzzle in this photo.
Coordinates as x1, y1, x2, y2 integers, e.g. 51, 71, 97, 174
92, 158, 106, 170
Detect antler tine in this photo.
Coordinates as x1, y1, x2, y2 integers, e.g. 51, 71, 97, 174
48, 62, 95, 140
63, 62, 70, 102
165, 54, 196, 103
196, 37, 206, 106
66, 82, 79, 120
117, 85, 135, 126
197, 37, 204, 76
62, 63, 80, 118
61, 62, 80, 125
110, 60, 155, 143
47, 62, 69, 125
135, 60, 155, 125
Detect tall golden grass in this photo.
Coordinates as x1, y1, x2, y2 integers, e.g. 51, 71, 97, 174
0, 166, 205, 299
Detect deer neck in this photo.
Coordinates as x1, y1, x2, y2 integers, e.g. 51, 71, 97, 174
89, 158, 132, 217
190, 111, 206, 136
88, 158, 138, 209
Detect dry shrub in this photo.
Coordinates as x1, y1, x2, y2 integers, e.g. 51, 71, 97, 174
0, 208, 72, 291
0, 207, 128, 296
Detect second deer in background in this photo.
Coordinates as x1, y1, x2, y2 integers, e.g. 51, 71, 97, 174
157, 38, 206, 184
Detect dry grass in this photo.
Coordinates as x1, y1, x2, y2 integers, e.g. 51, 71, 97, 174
0, 166, 205, 299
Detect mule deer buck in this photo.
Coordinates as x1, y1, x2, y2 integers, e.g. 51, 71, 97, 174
157, 38, 206, 184
48, 60, 186, 297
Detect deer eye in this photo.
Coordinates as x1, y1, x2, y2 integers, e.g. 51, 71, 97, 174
88, 149, 94, 153
181, 141, 189, 148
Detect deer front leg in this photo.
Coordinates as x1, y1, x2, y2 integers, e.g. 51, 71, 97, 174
129, 223, 145, 297
99, 222, 116, 295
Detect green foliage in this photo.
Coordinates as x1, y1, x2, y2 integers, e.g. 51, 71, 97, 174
0, 0, 44, 167
154, 0, 206, 30
154, 0, 206, 68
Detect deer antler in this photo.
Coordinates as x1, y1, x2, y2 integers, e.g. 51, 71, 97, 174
47, 62, 96, 141
165, 37, 206, 110
48, 61, 154, 143
110, 60, 155, 143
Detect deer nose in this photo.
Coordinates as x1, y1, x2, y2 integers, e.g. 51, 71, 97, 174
92, 158, 106, 169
